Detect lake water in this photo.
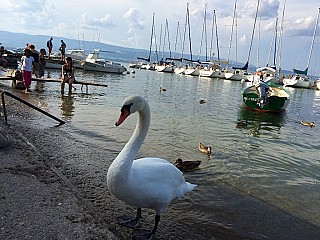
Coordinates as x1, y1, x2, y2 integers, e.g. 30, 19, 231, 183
2, 65, 320, 237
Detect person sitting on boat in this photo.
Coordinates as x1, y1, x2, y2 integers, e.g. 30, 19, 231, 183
61, 57, 74, 95
255, 77, 270, 109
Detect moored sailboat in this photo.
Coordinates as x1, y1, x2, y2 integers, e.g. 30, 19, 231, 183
283, 8, 320, 89
82, 50, 126, 74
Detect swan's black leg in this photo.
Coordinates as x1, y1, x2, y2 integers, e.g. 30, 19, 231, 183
117, 208, 142, 229
132, 215, 160, 240
151, 215, 160, 235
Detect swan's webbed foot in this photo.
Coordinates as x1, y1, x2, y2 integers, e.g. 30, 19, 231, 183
116, 216, 142, 229
132, 214, 160, 240
132, 229, 155, 240
116, 208, 143, 229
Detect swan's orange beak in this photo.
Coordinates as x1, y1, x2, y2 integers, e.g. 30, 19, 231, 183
115, 108, 130, 126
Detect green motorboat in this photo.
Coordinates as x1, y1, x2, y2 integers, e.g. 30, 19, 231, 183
242, 82, 290, 112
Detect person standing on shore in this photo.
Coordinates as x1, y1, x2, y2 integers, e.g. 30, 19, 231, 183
61, 57, 74, 95
59, 40, 66, 61
21, 48, 34, 93
46, 37, 53, 59
28, 44, 39, 78
0, 46, 8, 67
38, 48, 46, 78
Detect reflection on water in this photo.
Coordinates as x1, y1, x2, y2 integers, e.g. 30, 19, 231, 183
34, 81, 46, 93
59, 95, 74, 120
237, 106, 286, 137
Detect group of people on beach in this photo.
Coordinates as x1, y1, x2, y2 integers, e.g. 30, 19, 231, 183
20, 37, 74, 94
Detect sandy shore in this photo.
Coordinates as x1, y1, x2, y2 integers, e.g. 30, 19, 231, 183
1, 88, 320, 240
0, 105, 117, 239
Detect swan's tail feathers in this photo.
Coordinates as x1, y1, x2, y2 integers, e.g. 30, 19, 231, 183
186, 182, 197, 192
176, 182, 197, 199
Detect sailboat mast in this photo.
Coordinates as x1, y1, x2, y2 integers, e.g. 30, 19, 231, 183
209, 11, 215, 60
235, 11, 238, 64
187, 3, 193, 61
198, 4, 208, 61
273, 18, 278, 67
247, 0, 261, 65
173, 22, 180, 60
267, 18, 278, 67
227, 0, 237, 65
158, 24, 163, 60
256, 16, 261, 67
162, 22, 167, 59
166, 19, 172, 58
182, 3, 189, 61
148, 13, 155, 62
306, 7, 320, 71
214, 9, 220, 61
277, 0, 286, 76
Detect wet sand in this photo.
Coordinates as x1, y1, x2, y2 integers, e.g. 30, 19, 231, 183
1, 89, 320, 240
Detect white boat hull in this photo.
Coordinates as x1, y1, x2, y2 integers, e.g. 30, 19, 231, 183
45, 59, 83, 69
199, 69, 215, 78
156, 65, 174, 73
213, 70, 225, 79
174, 67, 186, 74
224, 71, 248, 81
315, 80, 320, 90
83, 61, 126, 73
283, 76, 313, 89
184, 68, 200, 76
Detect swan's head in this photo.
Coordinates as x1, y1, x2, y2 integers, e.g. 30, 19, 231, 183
115, 94, 146, 126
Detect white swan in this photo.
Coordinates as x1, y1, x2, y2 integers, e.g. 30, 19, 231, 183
107, 94, 196, 239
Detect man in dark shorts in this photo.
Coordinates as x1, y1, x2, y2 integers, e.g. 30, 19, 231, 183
46, 37, 53, 59
59, 40, 66, 61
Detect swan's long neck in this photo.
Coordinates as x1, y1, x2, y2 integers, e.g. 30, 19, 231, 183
111, 103, 150, 183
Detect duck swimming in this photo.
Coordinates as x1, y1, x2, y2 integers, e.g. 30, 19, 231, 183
300, 120, 316, 128
173, 158, 202, 172
198, 142, 212, 154
160, 86, 166, 92
236, 120, 248, 128
199, 99, 206, 104
107, 94, 196, 240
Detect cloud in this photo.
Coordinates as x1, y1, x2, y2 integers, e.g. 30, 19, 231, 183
1, 0, 57, 29
81, 12, 116, 30
123, 33, 141, 48
124, 8, 145, 33
240, 34, 246, 45
285, 15, 316, 37
240, 0, 280, 20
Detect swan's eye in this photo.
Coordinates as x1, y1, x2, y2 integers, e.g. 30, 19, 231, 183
121, 103, 133, 115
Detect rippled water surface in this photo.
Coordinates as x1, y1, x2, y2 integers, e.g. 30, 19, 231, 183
4, 66, 320, 230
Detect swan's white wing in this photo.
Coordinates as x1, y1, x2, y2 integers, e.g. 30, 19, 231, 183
126, 157, 194, 213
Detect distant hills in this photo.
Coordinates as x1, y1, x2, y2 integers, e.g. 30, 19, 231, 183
0, 30, 150, 63
0, 30, 230, 65
1, 30, 288, 74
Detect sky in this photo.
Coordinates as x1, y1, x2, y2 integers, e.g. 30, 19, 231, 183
1, 0, 320, 75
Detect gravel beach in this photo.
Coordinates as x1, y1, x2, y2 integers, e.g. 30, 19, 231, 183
1, 88, 320, 240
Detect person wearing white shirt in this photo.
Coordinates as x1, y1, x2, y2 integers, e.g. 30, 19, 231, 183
21, 48, 34, 93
